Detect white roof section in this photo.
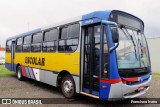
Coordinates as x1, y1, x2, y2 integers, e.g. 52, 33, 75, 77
41, 16, 82, 30
7, 16, 82, 40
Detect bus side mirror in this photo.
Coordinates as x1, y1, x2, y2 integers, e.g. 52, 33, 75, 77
111, 27, 119, 43
101, 20, 119, 52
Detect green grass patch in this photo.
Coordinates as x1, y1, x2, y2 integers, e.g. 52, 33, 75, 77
0, 86, 17, 91
0, 65, 16, 77
152, 73, 160, 78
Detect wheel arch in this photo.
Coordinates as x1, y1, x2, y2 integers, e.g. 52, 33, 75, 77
57, 70, 72, 87
16, 63, 21, 73
56, 70, 80, 93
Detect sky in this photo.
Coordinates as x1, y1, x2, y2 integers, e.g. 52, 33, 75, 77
0, 0, 159, 46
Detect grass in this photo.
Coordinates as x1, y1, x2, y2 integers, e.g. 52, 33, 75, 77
0, 86, 17, 91
0, 65, 16, 77
152, 73, 160, 78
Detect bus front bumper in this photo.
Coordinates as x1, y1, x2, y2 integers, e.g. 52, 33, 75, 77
107, 75, 151, 100
122, 75, 151, 99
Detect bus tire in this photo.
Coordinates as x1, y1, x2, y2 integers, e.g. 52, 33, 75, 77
61, 75, 76, 98
17, 66, 23, 81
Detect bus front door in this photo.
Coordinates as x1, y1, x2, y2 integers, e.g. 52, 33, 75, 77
11, 41, 15, 71
81, 25, 101, 96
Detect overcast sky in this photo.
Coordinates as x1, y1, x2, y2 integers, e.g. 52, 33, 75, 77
0, 0, 159, 46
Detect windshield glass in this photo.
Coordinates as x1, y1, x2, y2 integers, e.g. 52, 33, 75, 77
136, 32, 150, 67
116, 28, 150, 69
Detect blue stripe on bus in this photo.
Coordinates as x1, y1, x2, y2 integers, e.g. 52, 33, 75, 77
5, 63, 11, 71
82, 18, 101, 26
25, 67, 30, 78
28, 67, 33, 79
109, 50, 120, 79
83, 88, 99, 96
83, 88, 90, 93
5, 63, 17, 72
28, 67, 35, 80
92, 91, 99, 96
106, 25, 120, 80
140, 73, 150, 82
100, 82, 111, 100
81, 11, 111, 26
27, 67, 32, 79
31, 67, 36, 80
13, 64, 17, 72
128, 73, 151, 85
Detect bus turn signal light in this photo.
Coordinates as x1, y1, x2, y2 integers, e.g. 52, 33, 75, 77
102, 86, 107, 89
138, 86, 144, 92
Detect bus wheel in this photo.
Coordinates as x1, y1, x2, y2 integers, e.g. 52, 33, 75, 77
17, 66, 23, 81
61, 75, 76, 98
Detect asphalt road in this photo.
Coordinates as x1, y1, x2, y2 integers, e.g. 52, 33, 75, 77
0, 75, 160, 107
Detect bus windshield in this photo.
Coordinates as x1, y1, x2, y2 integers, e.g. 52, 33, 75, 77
116, 27, 150, 69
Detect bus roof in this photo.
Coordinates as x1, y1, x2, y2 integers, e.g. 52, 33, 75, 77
6, 10, 144, 41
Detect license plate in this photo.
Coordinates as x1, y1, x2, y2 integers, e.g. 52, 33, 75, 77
138, 86, 144, 92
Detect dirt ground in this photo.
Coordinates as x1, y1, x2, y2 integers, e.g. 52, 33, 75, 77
0, 75, 160, 107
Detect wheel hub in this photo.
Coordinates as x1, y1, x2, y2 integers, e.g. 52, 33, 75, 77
18, 69, 21, 79
63, 79, 73, 93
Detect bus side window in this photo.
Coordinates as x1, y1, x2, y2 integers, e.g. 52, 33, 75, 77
6, 40, 12, 53
42, 29, 58, 52
58, 23, 79, 52
16, 37, 22, 52
23, 35, 31, 52
31, 32, 42, 52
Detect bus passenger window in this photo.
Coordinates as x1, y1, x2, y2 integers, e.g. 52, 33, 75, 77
31, 32, 42, 52
6, 40, 12, 53
66, 38, 79, 51
23, 35, 31, 52
58, 40, 65, 51
16, 37, 22, 52
42, 29, 58, 52
58, 24, 79, 52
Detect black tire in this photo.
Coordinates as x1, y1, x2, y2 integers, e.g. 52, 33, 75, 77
17, 66, 23, 81
61, 75, 76, 98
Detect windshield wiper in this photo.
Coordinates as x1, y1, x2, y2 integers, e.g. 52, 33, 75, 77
137, 32, 143, 58
121, 28, 138, 59
124, 29, 138, 59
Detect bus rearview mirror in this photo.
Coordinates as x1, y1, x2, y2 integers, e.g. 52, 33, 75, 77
111, 27, 119, 43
